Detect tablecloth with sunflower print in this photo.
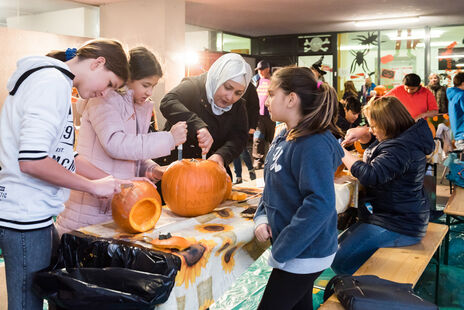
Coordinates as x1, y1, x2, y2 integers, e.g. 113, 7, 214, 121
76, 179, 357, 310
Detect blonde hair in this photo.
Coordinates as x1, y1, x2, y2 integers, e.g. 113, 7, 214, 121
363, 96, 414, 139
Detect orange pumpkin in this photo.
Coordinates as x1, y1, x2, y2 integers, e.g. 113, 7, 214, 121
111, 181, 162, 233
354, 140, 365, 155
334, 164, 346, 177
150, 235, 192, 251
224, 174, 232, 202
162, 159, 228, 217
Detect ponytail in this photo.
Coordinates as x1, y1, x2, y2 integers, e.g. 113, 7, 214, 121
271, 67, 342, 140
47, 39, 129, 83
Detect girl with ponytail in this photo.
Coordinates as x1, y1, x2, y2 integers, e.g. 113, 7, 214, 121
253, 66, 343, 310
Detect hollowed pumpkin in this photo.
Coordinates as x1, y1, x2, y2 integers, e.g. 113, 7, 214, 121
162, 159, 228, 217
111, 180, 162, 233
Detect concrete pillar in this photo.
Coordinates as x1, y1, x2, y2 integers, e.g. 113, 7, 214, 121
100, 0, 186, 128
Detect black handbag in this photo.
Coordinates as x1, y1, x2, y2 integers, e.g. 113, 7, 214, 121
323, 275, 438, 310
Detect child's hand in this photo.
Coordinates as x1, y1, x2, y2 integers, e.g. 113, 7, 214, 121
170, 121, 187, 146
255, 224, 272, 242
197, 127, 214, 155
90, 176, 131, 198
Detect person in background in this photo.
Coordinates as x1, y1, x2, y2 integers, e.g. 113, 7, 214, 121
385, 73, 438, 121
332, 96, 434, 275
427, 73, 448, 114
0, 39, 131, 310
232, 82, 259, 183
359, 76, 376, 105
157, 53, 252, 170
337, 96, 362, 135
55, 47, 187, 234
342, 80, 358, 101
252, 60, 276, 170
254, 67, 343, 310
447, 72, 464, 150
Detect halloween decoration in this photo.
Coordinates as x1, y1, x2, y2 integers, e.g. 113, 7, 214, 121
350, 50, 371, 74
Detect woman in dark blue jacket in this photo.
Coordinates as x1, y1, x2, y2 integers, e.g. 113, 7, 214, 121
332, 96, 435, 275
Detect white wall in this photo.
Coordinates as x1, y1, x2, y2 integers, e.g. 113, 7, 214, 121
6, 7, 99, 38
100, 0, 186, 129
0, 27, 89, 109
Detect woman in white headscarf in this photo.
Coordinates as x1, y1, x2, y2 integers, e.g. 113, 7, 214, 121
158, 53, 252, 167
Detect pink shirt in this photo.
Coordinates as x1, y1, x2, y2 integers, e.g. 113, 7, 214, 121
257, 78, 270, 115
386, 85, 438, 119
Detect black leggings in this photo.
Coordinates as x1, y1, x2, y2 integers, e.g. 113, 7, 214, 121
257, 268, 323, 310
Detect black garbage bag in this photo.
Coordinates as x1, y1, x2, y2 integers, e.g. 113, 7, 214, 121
33, 232, 181, 310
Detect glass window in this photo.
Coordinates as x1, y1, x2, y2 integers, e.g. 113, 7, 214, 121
338, 31, 379, 98
429, 25, 464, 88
379, 28, 425, 91
222, 33, 251, 55
298, 55, 333, 87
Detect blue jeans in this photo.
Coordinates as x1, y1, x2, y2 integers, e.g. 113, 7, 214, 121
0, 225, 54, 310
233, 148, 254, 178
331, 222, 422, 275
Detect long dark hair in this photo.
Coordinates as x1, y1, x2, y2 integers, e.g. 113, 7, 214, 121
129, 46, 163, 80
47, 39, 129, 82
271, 66, 342, 140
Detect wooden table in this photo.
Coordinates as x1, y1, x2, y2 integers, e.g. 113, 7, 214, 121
444, 186, 464, 264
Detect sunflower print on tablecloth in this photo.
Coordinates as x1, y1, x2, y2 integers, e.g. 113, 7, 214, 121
195, 223, 233, 234
221, 242, 243, 273
174, 238, 216, 288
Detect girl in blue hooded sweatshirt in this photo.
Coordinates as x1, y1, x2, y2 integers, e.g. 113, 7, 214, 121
254, 67, 343, 310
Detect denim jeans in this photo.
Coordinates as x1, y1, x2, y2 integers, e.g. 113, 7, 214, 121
233, 148, 254, 178
0, 225, 54, 310
331, 222, 422, 275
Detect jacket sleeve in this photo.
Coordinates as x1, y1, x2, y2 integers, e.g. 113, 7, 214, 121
213, 102, 249, 165
271, 141, 339, 263
160, 78, 208, 137
253, 197, 269, 229
85, 97, 175, 160
350, 142, 411, 186
244, 84, 259, 129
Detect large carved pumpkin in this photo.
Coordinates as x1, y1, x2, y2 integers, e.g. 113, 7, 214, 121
111, 180, 162, 233
162, 159, 228, 217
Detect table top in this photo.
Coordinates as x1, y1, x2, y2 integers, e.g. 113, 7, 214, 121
444, 186, 464, 217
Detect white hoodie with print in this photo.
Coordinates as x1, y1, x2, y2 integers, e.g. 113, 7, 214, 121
0, 56, 75, 230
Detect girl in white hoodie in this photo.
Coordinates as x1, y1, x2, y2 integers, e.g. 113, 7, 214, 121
0, 39, 131, 310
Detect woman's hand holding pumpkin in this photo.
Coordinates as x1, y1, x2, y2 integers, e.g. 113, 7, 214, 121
170, 121, 188, 146
197, 127, 214, 155
208, 154, 224, 166
255, 223, 272, 242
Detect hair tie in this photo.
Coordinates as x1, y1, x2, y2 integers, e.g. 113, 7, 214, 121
317, 81, 323, 89
65, 48, 77, 61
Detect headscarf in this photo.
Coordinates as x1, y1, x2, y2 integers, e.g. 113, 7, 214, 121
205, 53, 252, 115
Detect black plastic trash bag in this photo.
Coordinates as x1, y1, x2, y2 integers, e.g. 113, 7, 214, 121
33, 232, 181, 310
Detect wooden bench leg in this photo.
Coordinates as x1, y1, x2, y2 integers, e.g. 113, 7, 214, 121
444, 214, 450, 265
434, 246, 441, 305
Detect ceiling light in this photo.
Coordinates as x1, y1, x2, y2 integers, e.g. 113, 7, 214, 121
354, 16, 420, 28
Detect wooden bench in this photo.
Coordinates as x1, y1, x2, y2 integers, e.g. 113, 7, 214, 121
444, 186, 464, 264
319, 222, 448, 309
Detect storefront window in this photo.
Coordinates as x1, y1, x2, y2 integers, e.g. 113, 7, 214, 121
379, 28, 425, 90
298, 55, 333, 87
429, 25, 464, 87
338, 31, 378, 97
222, 33, 251, 55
